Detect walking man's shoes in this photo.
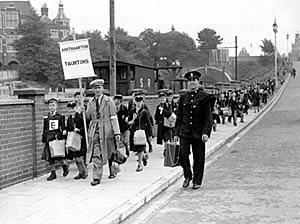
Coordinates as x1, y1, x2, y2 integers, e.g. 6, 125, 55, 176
62, 164, 69, 177
90, 179, 100, 186
108, 173, 116, 179
82, 171, 88, 179
47, 171, 57, 181
192, 183, 201, 190
74, 173, 82, 180
182, 178, 191, 188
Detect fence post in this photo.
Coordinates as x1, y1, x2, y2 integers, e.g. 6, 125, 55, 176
14, 88, 46, 178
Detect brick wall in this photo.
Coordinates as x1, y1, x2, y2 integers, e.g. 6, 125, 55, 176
0, 100, 34, 188
0, 89, 161, 189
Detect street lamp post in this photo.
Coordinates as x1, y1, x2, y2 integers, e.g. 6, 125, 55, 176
286, 33, 289, 63
273, 18, 278, 88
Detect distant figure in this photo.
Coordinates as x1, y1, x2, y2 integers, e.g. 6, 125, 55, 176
292, 68, 296, 79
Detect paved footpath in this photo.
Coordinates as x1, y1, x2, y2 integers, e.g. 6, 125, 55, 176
0, 75, 289, 224
123, 63, 300, 224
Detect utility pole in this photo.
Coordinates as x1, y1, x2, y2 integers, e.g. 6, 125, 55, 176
109, 0, 116, 95
235, 36, 238, 80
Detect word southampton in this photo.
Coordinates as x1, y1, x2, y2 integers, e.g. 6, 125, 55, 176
61, 45, 89, 52
64, 59, 89, 66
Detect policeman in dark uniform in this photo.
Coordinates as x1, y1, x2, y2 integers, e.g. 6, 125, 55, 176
174, 71, 216, 189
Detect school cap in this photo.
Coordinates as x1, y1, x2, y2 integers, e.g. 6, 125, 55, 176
134, 92, 144, 101
48, 98, 58, 104
67, 102, 76, 108
158, 92, 167, 98
113, 94, 123, 100
128, 88, 145, 95
184, 71, 201, 80
166, 90, 173, 96
90, 79, 104, 87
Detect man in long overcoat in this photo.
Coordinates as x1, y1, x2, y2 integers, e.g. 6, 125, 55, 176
174, 71, 215, 190
86, 79, 121, 186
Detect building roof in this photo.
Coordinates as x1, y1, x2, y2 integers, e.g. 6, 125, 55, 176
194, 67, 232, 83
0, 1, 33, 15
54, 0, 69, 20
40, 15, 52, 24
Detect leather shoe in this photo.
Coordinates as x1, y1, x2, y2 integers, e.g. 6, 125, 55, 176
47, 171, 57, 181
108, 173, 116, 179
182, 178, 191, 188
136, 165, 143, 172
192, 183, 201, 190
90, 179, 100, 186
82, 171, 88, 179
74, 173, 82, 180
62, 164, 69, 177
142, 155, 148, 166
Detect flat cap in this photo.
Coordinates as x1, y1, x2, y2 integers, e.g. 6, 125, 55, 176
90, 79, 104, 87
184, 71, 201, 80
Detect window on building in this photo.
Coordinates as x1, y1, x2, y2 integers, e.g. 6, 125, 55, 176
5, 11, 19, 28
62, 30, 69, 39
50, 29, 58, 38
6, 35, 19, 52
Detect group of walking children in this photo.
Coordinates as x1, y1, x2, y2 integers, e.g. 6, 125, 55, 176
41, 98, 87, 181
41, 79, 158, 185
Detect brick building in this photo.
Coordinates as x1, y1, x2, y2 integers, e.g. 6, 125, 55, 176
0, 0, 70, 67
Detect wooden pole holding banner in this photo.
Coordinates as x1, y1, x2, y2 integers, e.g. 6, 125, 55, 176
73, 29, 89, 152
78, 77, 89, 151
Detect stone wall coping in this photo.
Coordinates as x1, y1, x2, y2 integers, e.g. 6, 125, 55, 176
14, 88, 46, 96
0, 98, 33, 105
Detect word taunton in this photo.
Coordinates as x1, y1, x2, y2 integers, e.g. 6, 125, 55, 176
64, 59, 89, 66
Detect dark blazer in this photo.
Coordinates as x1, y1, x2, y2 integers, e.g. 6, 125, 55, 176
128, 106, 153, 138
42, 112, 65, 143
117, 104, 129, 133
41, 112, 66, 162
154, 102, 172, 144
66, 113, 87, 158
175, 89, 215, 139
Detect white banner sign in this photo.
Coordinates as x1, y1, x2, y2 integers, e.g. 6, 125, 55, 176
59, 39, 96, 80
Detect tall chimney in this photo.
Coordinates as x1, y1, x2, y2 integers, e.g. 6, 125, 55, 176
41, 3, 48, 17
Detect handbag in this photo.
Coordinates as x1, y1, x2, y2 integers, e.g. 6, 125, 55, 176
163, 112, 177, 128
164, 141, 180, 167
66, 131, 82, 152
133, 110, 147, 145
111, 149, 127, 164
49, 139, 65, 158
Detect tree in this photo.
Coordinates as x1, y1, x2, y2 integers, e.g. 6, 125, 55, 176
77, 30, 110, 61
13, 13, 64, 87
260, 38, 275, 56
106, 27, 149, 64
196, 28, 223, 50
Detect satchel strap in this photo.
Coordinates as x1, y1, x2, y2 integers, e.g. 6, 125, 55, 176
138, 109, 145, 130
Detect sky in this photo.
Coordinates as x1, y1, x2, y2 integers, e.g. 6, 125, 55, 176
27, 0, 300, 56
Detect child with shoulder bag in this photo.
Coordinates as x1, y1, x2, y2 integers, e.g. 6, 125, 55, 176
66, 102, 88, 179
41, 98, 69, 181
128, 93, 153, 172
